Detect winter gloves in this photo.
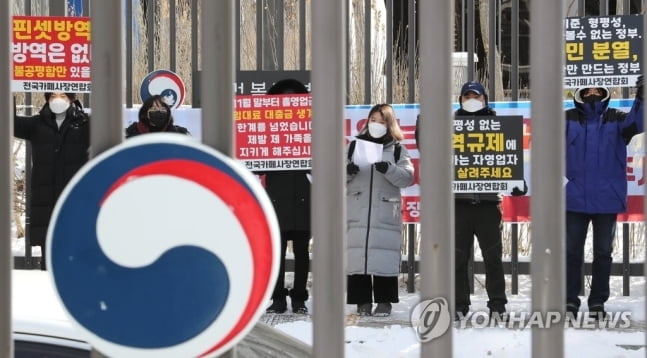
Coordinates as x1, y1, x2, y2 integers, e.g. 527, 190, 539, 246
374, 161, 390, 173
636, 75, 644, 100
347, 162, 360, 175
511, 180, 528, 196
347, 162, 390, 175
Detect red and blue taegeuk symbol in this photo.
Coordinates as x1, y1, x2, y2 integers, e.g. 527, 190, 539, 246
47, 134, 279, 357
140, 69, 186, 109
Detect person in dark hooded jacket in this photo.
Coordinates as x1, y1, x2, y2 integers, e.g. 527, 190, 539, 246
125, 95, 189, 138
14, 92, 89, 270
419, 81, 527, 320
260, 79, 312, 315
565, 78, 643, 319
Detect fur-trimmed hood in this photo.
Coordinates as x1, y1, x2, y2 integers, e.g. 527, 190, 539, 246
573, 87, 610, 104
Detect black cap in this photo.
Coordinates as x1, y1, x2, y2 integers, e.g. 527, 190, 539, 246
460, 81, 485, 96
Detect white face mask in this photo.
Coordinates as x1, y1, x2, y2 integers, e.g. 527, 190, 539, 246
49, 98, 70, 114
368, 122, 387, 138
461, 98, 484, 113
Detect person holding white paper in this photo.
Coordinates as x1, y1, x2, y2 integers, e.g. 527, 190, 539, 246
345, 104, 414, 317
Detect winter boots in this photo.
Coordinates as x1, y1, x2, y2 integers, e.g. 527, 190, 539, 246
373, 303, 392, 317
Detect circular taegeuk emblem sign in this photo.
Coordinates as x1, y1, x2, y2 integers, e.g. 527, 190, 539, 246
47, 133, 280, 357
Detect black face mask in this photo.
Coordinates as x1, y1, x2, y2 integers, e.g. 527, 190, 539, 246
583, 94, 603, 103
148, 110, 169, 130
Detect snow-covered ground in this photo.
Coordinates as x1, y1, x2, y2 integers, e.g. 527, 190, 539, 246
11, 234, 646, 357
270, 273, 646, 357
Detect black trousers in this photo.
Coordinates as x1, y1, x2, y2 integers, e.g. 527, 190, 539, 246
346, 274, 399, 304
271, 230, 311, 301
455, 202, 507, 309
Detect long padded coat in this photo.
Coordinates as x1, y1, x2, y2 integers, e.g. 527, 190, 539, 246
14, 102, 89, 247
346, 138, 414, 276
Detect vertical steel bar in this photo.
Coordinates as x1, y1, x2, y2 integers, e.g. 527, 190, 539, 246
191, 0, 199, 106
0, 0, 13, 354
147, 0, 155, 73
299, 0, 306, 70
643, 6, 646, 346
90, 0, 123, 157
201, 0, 234, 155
599, 0, 608, 15
126, 0, 133, 107
621, 0, 629, 98
23, 0, 34, 268
345, 0, 350, 104
578, 0, 584, 16
170, 0, 176, 71
622, 223, 629, 296
488, 0, 496, 98
256, 0, 263, 70
236, 0, 241, 72
530, 0, 565, 357
511, 0, 519, 100
275, 0, 284, 70
201, 1, 235, 353
89, 2, 123, 355
385, 0, 393, 103
467, 0, 475, 80
407, 1, 415, 103
364, 0, 371, 103
407, 225, 415, 293
311, 0, 346, 356
419, 0, 454, 356
511, 223, 519, 294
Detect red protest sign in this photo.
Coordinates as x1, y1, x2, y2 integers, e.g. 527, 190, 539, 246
12, 16, 91, 93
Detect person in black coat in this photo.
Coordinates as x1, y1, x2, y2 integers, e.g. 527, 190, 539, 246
261, 79, 312, 314
125, 95, 189, 137
416, 81, 527, 320
14, 92, 90, 270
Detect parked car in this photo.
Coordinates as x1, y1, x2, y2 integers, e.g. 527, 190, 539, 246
12, 269, 91, 357
11, 270, 311, 357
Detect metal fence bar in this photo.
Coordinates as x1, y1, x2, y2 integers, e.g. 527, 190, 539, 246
1, 0, 13, 356
407, 225, 415, 293
146, 0, 155, 73
511, 0, 519, 100
88, 1, 124, 356
169, 0, 176, 71
419, 0, 454, 357
201, 0, 235, 155
202, 1, 235, 354
406, 0, 415, 103
299, 0, 307, 70
90, 0, 124, 158
622, 223, 630, 296
511, 223, 519, 294
466, 0, 475, 80
488, 0, 496, 98
126, 0, 133, 107
190, 0, 199, 107
363, 0, 371, 103
385, 0, 393, 103
643, 6, 647, 351
530, 1, 564, 357
311, 0, 346, 356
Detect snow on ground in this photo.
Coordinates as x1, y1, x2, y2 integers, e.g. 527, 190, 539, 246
270, 273, 645, 358
11, 236, 647, 357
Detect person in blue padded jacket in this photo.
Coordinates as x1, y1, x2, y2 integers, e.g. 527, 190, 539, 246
565, 76, 643, 320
